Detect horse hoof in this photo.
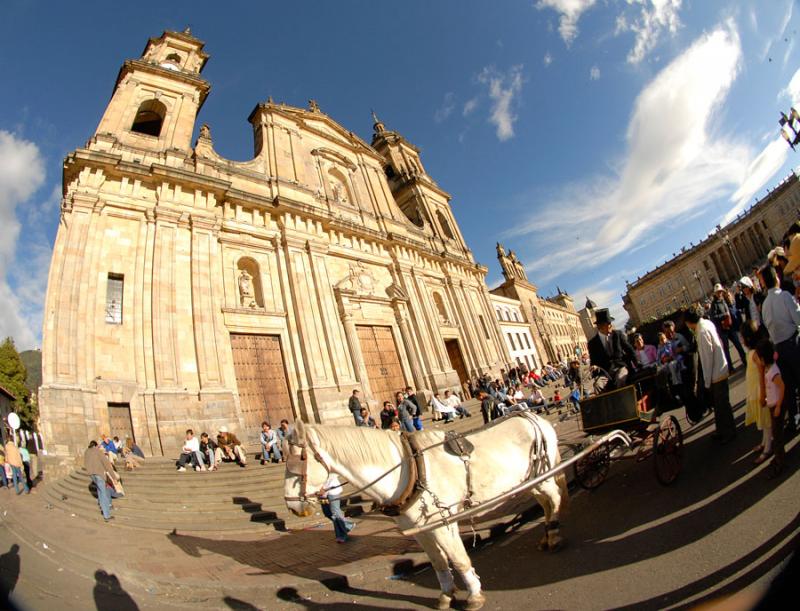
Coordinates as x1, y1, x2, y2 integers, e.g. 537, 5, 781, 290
465, 593, 486, 610
436, 592, 454, 610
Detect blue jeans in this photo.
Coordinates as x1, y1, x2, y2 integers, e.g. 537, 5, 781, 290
401, 418, 415, 433
90, 474, 111, 519
321, 497, 353, 541
261, 443, 282, 462
11, 466, 28, 494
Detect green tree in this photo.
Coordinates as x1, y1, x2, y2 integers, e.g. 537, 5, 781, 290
0, 337, 34, 427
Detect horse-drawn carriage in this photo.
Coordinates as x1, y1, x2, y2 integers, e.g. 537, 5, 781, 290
572, 367, 684, 489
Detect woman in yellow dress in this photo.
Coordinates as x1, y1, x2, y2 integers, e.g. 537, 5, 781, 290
741, 321, 771, 463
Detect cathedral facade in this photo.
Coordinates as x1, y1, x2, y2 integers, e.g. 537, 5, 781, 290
39, 30, 509, 464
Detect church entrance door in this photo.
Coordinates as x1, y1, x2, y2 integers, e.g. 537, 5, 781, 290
356, 325, 406, 405
230, 334, 294, 431
445, 339, 469, 386
108, 403, 134, 443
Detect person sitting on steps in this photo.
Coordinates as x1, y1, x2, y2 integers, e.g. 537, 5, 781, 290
444, 389, 472, 418
260, 421, 283, 464
199, 433, 218, 471
217, 426, 247, 467
176, 429, 205, 472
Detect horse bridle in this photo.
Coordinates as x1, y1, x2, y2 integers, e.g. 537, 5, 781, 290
283, 435, 332, 504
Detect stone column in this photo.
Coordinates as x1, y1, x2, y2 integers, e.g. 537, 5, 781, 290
393, 304, 426, 391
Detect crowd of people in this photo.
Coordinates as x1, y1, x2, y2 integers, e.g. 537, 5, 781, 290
588, 220, 799, 479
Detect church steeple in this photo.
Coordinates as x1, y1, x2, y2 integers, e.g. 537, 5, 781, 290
93, 30, 210, 153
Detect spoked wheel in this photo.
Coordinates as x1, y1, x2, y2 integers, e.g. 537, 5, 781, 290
653, 415, 683, 485
574, 442, 611, 490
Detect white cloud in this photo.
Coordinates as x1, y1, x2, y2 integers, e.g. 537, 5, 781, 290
434, 92, 456, 123
536, 0, 597, 46
0, 131, 47, 349
477, 65, 525, 141
725, 138, 788, 223
590, 65, 601, 80
543, 52, 553, 67
463, 97, 480, 116
781, 67, 800, 103
782, 37, 795, 68
507, 22, 747, 279
616, 0, 683, 65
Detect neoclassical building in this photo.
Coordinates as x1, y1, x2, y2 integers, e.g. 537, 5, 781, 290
490, 245, 589, 364
623, 173, 800, 325
39, 30, 509, 462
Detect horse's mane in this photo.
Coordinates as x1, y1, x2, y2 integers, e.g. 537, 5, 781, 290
308, 425, 405, 468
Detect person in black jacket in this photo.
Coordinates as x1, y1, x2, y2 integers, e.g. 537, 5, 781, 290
587, 309, 637, 392
709, 284, 746, 371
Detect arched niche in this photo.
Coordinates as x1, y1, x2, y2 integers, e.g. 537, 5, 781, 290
131, 99, 167, 137
328, 167, 353, 205
433, 291, 450, 324
236, 257, 264, 309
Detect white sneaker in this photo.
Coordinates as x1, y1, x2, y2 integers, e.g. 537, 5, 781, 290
177, 467, 186, 472
195, 466, 201, 471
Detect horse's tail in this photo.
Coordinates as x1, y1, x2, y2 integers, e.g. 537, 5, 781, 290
555, 446, 569, 517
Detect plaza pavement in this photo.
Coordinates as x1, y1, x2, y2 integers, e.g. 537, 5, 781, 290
0, 371, 756, 609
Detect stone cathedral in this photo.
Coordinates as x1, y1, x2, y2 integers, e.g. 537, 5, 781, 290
39, 30, 509, 463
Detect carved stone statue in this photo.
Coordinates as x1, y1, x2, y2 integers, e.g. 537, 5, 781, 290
308, 99, 320, 113
238, 269, 257, 308
199, 124, 211, 139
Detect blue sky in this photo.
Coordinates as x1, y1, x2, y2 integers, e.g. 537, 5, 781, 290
0, 0, 798, 350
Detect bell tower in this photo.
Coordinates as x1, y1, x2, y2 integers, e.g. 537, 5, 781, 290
371, 113, 470, 254
93, 29, 210, 152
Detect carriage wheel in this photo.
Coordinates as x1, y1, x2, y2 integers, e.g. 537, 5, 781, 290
574, 443, 610, 490
653, 415, 683, 485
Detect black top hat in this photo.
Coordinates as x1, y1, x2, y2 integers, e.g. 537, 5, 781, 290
594, 308, 614, 326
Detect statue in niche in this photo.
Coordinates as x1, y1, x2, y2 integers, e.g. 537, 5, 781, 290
331, 181, 348, 203
238, 269, 257, 308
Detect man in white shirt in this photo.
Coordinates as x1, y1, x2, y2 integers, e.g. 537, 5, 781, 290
431, 392, 456, 423
176, 430, 205, 471
685, 306, 735, 443
444, 389, 472, 419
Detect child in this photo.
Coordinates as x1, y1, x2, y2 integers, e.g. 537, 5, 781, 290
741, 321, 770, 464
755, 339, 784, 473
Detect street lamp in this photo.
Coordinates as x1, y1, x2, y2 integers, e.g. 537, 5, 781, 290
692, 270, 704, 296
779, 107, 800, 150
720, 231, 743, 279
681, 285, 690, 306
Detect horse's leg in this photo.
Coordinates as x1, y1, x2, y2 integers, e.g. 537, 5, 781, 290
414, 533, 457, 610
432, 524, 485, 611
537, 477, 566, 551
531, 486, 554, 551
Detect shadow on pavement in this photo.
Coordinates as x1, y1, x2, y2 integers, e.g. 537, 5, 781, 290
167, 528, 433, 608
0, 544, 20, 608
93, 569, 139, 611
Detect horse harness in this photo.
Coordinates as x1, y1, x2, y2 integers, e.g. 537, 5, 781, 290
285, 411, 547, 515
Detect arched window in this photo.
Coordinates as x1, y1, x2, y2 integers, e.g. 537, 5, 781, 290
433, 292, 449, 324
236, 257, 264, 309
436, 210, 455, 240
131, 99, 167, 137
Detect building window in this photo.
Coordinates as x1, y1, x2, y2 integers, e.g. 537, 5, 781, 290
524, 334, 531, 349
507, 333, 515, 350
513, 311, 520, 322
106, 273, 124, 324
131, 99, 167, 137
436, 210, 455, 240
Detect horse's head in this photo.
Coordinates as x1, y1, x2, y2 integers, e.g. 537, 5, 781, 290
283, 420, 327, 518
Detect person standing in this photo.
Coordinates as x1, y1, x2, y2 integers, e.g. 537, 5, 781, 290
318, 472, 355, 543
84, 440, 116, 521
738, 277, 761, 327
394, 392, 416, 433
348, 390, 364, 426
685, 305, 736, 443
3, 439, 28, 495
759, 263, 800, 442
709, 284, 746, 371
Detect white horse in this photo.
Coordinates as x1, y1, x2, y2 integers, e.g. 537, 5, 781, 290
283, 413, 568, 610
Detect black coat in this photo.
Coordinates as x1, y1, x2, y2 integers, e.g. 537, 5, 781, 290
588, 330, 636, 375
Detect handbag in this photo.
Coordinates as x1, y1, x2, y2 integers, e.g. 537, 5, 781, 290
720, 314, 732, 330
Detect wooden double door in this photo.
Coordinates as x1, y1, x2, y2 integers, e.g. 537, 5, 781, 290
445, 339, 469, 386
357, 325, 407, 405
230, 333, 294, 429
108, 403, 134, 443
